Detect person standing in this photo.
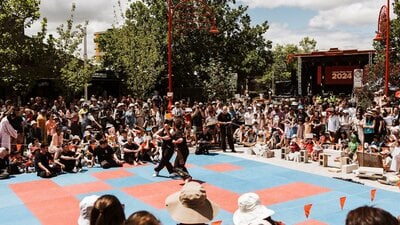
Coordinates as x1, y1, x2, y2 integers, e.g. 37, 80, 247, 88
153, 122, 175, 177
0, 113, 17, 151
218, 106, 236, 152
172, 120, 191, 181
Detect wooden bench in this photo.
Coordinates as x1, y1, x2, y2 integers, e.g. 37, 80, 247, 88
356, 152, 383, 168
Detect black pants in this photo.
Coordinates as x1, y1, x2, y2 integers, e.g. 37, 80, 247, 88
220, 125, 235, 151
154, 146, 174, 174
100, 159, 121, 169
174, 146, 189, 172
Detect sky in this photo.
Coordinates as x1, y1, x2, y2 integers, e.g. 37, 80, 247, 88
26, 0, 394, 57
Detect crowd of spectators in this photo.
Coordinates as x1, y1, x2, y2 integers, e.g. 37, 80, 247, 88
0, 93, 400, 179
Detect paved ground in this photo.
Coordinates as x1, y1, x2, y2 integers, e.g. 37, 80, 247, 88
0, 145, 399, 225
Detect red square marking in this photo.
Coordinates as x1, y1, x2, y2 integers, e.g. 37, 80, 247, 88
10, 180, 70, 203
295, 219, 329, 225
122, 180, 183, 209
26, 196, 80, 225
203, 163, 242, 172
256, 182, 330, 206
91, 168, 134, 180
202, 183, 241, 213
63, 181, 113, 195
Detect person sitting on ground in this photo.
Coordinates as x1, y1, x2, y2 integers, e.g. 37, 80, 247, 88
380, 148, 392, 172
93, 139, 124, 169
233, 125, 245, 144
90, 194, 126, 225
35, 143, 59, 178
233, 192, 284, 225
242, 127, 257, 147
347, 133, 360, 162
125, 210, 161, 225
286, 136, 301, 161
165, 181, 219, 225
196, 126, 212, 155
345, 205, 399, 225
58, 143, 82, 173
123, 136, 143, 166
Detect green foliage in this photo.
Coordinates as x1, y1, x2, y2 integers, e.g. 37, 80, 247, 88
99, 0, 273, 100
0, 0, 45, 94
258, 37, 317, 94
202, 59, 237, 100
50, 3, 95, 97
98, 0, 164, 98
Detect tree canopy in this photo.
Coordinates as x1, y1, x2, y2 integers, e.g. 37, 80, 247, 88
98, 0, 273, 100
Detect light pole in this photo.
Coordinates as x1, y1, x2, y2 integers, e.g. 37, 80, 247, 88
167, 0, 218, 111
374, 0, 390, 97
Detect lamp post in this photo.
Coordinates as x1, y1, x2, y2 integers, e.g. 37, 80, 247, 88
374, 0, 390, 97
167, 0, 218, 111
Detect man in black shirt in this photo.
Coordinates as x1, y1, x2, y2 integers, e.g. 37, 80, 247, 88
218, 106, 236, 152
35, 144, 58, 178
122, 136, 142, 165
93, 139, 123, 169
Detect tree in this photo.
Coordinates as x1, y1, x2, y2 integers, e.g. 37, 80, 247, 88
258, 37, 317, 95
0, 0, 47, 97
98, 0, 273, 100
50, 3, 95, 98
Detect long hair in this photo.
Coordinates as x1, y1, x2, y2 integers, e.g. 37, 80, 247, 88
346, 206, 399, 225
125, 210, 160, 225
90, 194, 125, 225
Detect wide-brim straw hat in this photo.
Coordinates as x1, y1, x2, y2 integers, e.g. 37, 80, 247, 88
165, 181, 219, 224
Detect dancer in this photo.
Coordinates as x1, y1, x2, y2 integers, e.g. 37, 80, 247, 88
172, 120, 191, 182
153, 121, 175, 177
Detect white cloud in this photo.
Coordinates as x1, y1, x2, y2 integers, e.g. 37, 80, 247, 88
309, 2, 382, 29
239, 0, 367, 11
265, 22, 374, 51
26, 0, 130, 57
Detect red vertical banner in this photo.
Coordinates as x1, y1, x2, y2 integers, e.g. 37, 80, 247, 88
340, 196, 346, 210
371, 189, 377, 202
304, 203, 312, 219
317, 66, 322, 85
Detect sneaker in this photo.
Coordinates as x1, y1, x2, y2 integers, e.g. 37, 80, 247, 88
152, 171, 159, 177
169, 172, 179, 177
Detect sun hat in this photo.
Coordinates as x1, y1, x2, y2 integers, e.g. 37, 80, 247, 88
233, 192, 275, 225
78, 195, 100, 225
165, 181, 219, 224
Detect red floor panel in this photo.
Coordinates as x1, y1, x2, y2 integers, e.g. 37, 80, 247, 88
10, 180, 70, 203
256, 182, 331, 206
295, 219, 329, 225
63, 181, 113, 195
202, 183, 241, 213
122, 180, 183, 209
203, 163, 242, 172
91, 168, 134, 180
25, 196, 80, 225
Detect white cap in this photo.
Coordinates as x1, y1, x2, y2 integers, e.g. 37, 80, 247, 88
233, 193, 275, 225
78, 195, 100, 225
